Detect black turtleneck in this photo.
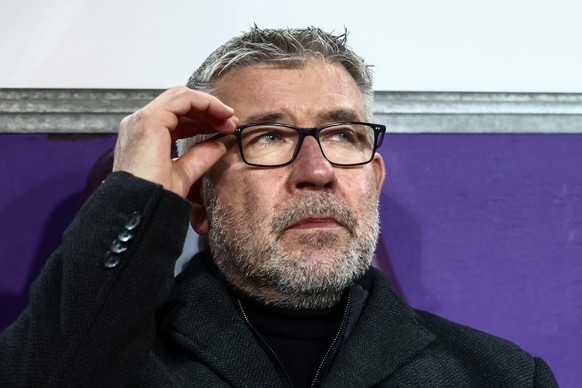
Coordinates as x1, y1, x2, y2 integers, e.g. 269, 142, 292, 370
237, 290, 348, 387
203, 252, 372, 386
229, 269, 372, 387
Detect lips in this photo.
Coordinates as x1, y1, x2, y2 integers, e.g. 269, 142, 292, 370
289, 217, 344, 229
271, 194, 358, 238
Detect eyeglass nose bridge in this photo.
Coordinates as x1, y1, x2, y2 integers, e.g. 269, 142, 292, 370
288, 126, 330, 164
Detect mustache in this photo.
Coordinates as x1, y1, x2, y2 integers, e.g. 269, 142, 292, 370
271, 193, 358, 238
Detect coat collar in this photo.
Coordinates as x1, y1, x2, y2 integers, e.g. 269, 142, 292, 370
157, 251, 435, 386
323, 269, 436, 386
157, 251, 284, 386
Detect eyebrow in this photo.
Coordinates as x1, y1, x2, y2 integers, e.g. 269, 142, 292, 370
245, 112, 285, 123
320, 108, 362, 123
244, 108, 363, 125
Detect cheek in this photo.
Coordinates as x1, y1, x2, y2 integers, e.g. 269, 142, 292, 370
246, 175, 284, 216
217, 169, 284, 219
339, 171, 379, 210
210, 166, 246, 213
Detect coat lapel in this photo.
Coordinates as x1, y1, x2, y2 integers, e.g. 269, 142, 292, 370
323, 269, 436, 386
157, 254, 434, 387
156, 253, 285, 386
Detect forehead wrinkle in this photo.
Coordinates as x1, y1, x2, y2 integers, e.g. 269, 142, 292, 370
319, 108, 362, 123
243, 107, 363, 127
217, 62, 366, 125
245, 112, 285, 124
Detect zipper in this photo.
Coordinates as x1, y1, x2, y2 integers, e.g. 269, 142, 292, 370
237, 289, 353, 388
237, 299, 294, 387
310, 289, 353, 388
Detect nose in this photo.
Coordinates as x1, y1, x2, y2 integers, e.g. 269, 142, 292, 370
286, 136, 336, 192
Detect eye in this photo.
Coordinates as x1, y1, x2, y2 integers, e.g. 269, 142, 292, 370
322, 126, 358, 143
241, 126, 296, 147
256, 131, 283, 144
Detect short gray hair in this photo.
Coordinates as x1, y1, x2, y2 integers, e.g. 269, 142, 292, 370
176, 26, 374, 156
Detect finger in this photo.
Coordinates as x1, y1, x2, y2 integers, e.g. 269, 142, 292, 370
146, 88, 237, 144
152, 87, 235, 125
172, 140, 227, 197
170, 115, 238, 142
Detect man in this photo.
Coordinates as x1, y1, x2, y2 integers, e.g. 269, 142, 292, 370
1, 27, 557, 387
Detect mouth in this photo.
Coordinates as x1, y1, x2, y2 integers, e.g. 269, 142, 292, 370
271, 194, 358, 239
289, 217, 344, 230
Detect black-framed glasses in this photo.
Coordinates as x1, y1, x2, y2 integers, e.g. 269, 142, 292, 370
208, 122, 386, 167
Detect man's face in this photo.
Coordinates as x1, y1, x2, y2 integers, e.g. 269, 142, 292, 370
193, 61, 385, 309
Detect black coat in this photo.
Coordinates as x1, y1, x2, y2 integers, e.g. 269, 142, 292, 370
0, 173, 558, 387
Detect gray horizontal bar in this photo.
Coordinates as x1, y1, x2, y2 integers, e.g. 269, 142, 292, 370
374, 91, 582, 114
0, 89, 163, 113
0, 113, 128, 133
375, 114, 582, 134
1, 88, 582, 134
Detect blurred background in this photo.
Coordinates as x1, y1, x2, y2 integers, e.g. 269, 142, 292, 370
2, 0, 582, 91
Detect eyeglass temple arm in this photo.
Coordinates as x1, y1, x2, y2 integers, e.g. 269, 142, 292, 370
205, 133, 227, 141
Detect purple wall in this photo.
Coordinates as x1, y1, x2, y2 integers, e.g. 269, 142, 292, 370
0, 133, 117, 326
376, 134, 582, 388
1, 133, 580, 387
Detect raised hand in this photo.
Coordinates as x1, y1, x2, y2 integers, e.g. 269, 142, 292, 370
113, 86, 237, 198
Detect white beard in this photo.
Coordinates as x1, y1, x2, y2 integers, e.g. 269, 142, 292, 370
203, 179, 380, 309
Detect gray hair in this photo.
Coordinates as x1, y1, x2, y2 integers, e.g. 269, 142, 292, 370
176, 26, 374, 156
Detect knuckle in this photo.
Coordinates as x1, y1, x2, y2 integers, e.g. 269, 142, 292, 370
122, 108, 145, 123
119, 113, 133, 128
118, 108, 149, 136
169, 85, 190, 96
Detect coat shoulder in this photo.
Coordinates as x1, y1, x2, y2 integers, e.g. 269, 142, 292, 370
404, 309, 558, 387
415, 309, 526, 356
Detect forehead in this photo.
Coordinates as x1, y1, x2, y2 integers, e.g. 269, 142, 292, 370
212, 60, 367, 124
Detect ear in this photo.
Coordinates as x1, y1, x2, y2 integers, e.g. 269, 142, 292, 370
187, 178, 210, 235
371, 153, 386, 195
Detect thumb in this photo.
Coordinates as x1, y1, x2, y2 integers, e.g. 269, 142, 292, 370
172, 140, 227, 197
